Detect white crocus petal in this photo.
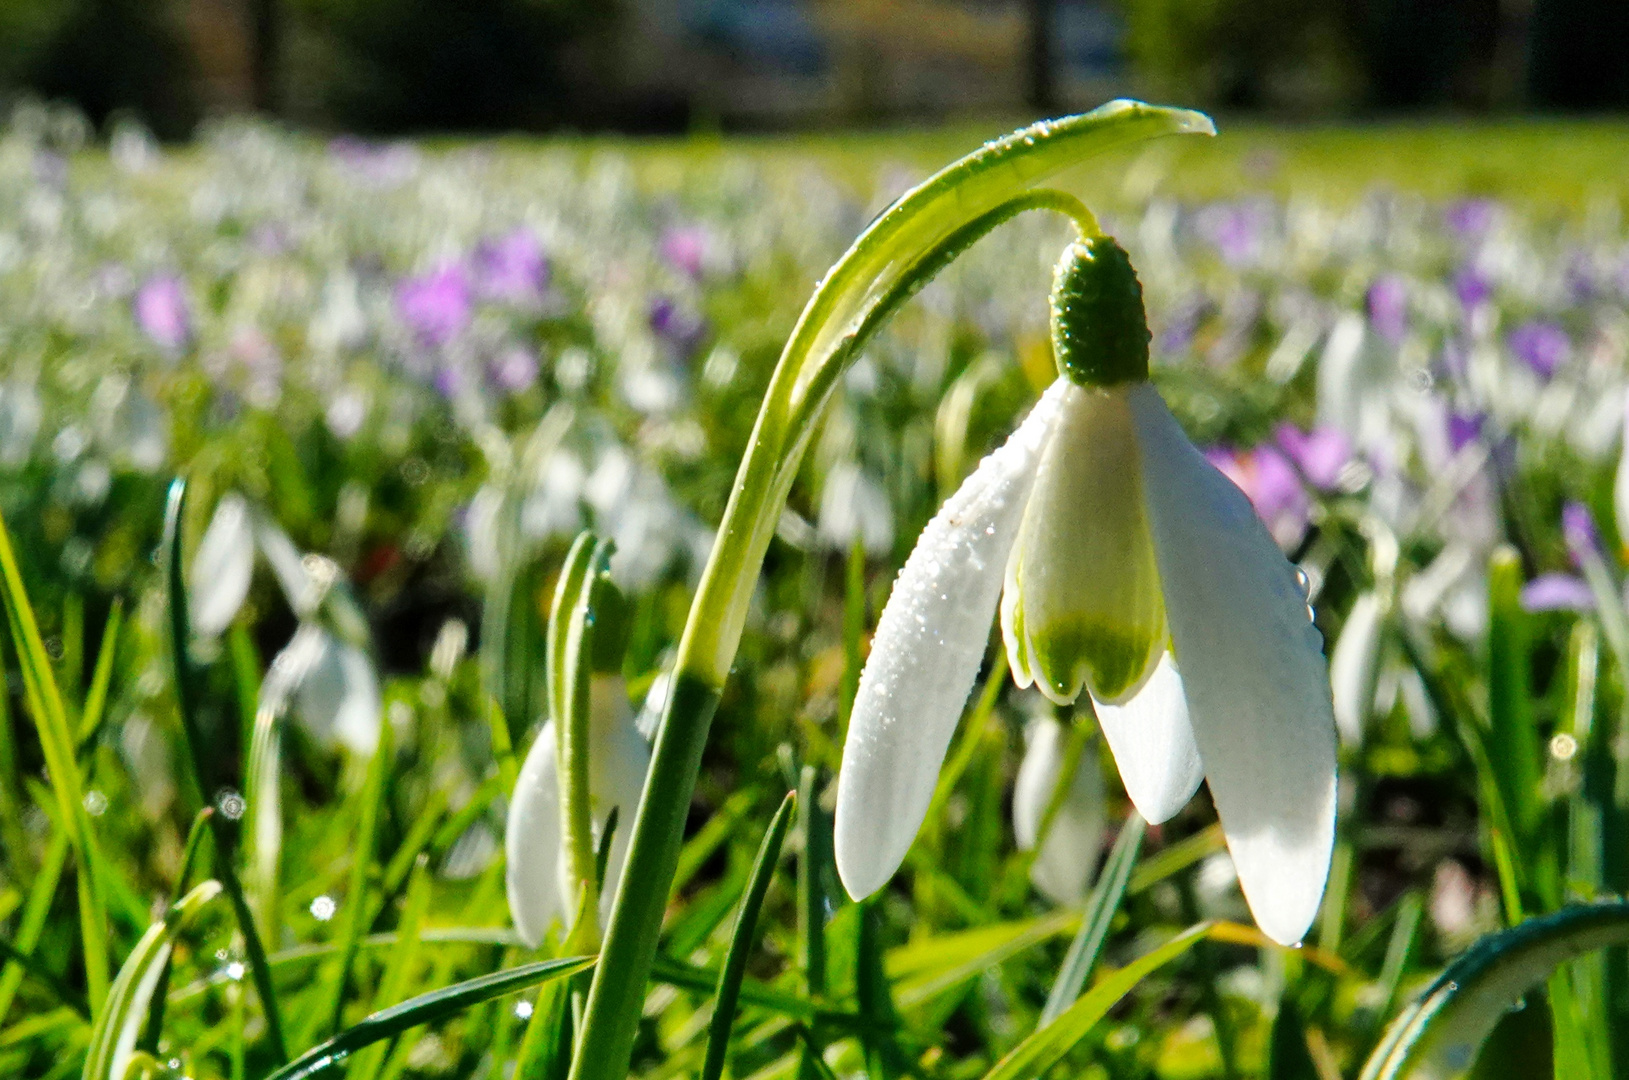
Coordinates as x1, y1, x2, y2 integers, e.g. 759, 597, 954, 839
1129, 383, 1338, 947
1013, 717, 1105, 905
587, 675, 651, 921
1614, 389, 1629, 552
1003, 384, 1165, 706
506, 720, 565, 948
191, 493, 255, 638
1331, 591, 1385, 745
291, 628, 381, 755
835, 380, 1070, 901
1093, 652, 1202, 824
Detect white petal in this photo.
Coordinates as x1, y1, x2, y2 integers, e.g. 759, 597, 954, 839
1130, 384, 1338, 947
1012, 717, 1105, 905
1330, 592, 1385, 745
290, 628, 381, 755
1614, 389, 1629, 551
506, 721, 565, 948
1093, 653, 1203, 824
255, 517, 314, 615
588, 676, 651, 923
834, 380, 1069, 900
190, 493, 254, 638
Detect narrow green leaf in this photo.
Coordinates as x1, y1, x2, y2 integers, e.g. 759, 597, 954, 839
139, 808, 216, 1056
1361, 903, 1629, 1080
0, 828, 69, 1025
1487, 547, 1541, 839
1126, 823, 1225, 894
81, 880, 222, 1080
797, 765, 830, 1000
981, 922, 1212, 1080
701, 791, 797, 1080
1040, 812, 1145, 1025
74, 599, 121, 752
350, 860, 433, 1080
1268, 995, 1322, 1080
263, 956, 594, 1080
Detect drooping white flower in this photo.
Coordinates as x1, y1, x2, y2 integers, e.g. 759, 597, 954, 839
1012, 716, 1104, 905
1330, 591, 1386, 745
505, 675, 651, 947
818, 461, 894, 556
190, 493, 256, 638
834, 236, 1338, 946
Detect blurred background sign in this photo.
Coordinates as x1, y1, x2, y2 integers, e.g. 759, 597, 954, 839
0, 0, 1625, 136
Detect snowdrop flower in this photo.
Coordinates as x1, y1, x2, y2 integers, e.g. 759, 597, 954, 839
1012, 716, 1104, 905
263, 624, 382, 755
834, 236, 1337, 946
1330, 591, 1385, 745
190, 492, 255, 638
506, 674, 651, 946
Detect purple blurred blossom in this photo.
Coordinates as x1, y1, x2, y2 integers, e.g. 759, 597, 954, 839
472, 229, 548, 303
1447, 411, 1484, 455
1564, 252, 1597, 303
660, 225, 711, 278
1194, 202, 1270, 267
133, 274, 191, 351
1367, 274, 1409, 344
649, 296, 706, 354
1563, 501, 1602, 564
433, 365, 466, 400
1158, 295, 1210, 354
1453, 266, 1491, 311
1520, 574, 1595, 613
1445, 198, 1497, 238
1508, 320, 1571, 379
1274, 423, 1350, 490
1206, 444, 1309, 549
489, 346, 540, 393
328, 137, 419, 186
396, 264, 472, 347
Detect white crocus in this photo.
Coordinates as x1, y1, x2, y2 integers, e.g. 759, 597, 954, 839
834, 236, 1338, 947
1012, 716, 1105, 905
1330, 591, 1386, 745
506, 675, 652, 947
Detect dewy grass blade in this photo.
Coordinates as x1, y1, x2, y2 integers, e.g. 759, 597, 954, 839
1040, 812, 1146, 1025
74, 598, 122, 753
320, 717, 394, 1040
263, 956, 594, 1080
982, 923, 1212, 1080
163, 478, 289, 1062
1486, 547, 1541, 841
701, 791, 797, 1080
1360, 902, 1629, 1080
0, 506, 109, 1010
138, 808, 216, 1057
81, 880, 222, 1080
349, 861, 433, 1080
0, 828, 69, 1025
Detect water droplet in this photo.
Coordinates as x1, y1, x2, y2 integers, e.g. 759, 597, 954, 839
1293, 566, 1312, 599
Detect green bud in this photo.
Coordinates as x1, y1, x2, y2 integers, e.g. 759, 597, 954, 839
1049, 235, 1150, 388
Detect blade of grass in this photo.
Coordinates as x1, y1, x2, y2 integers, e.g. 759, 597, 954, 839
163, 478, 288, 1062
701, 791, 797, 1080
0, 661, 32, 889
1040, 812, 1145, 1025
137, 808, 216, 1058
350, 859, 433, 1080
265, 956, 595, 1080
981, 923, 1212, 1080
0, 827, 69, 1025
74, 599, 122, 752
0, 507, 108, 1010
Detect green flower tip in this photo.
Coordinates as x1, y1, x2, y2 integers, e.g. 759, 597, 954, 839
1050, 235, 1150, 388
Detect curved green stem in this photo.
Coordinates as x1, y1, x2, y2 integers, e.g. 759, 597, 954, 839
566, 101, 1213, 1080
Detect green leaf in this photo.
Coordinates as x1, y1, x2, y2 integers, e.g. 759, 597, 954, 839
81, 880, 222, 1080
701, 791, 797, 1080
1040, 812, 1145, 1025
1268, 995, 1322, 1080
1360, 902, 1629, 1080
263, 955, 595, 1080
981, 922, 1211, 1080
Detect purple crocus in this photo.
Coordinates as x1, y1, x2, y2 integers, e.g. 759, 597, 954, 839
1366, 275, 1409, 344
133, 274, 192, 352
1194, 201, 1270, 267
1453, 266, 1492, 311
1275, 423, 1351, 490
1445, 198, 1497, 239
472, 229, 548, 303
1446, 411, 1485, 455
1563, 501, 1602, 566
1206, 444, 1310, 550
659, 225, 711, 279
396, 264, 472, 347
649, 296, 706, 355
1520, 574, 1595, 613
1508, 320, 1571, 379
489, 346, 540, 393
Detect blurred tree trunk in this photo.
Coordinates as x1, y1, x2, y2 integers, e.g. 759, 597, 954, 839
1026, 0, 1055, 113
250, 0, 279, 113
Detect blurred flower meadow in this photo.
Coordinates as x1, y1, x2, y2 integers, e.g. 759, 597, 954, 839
3, 98, 1629, 1079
